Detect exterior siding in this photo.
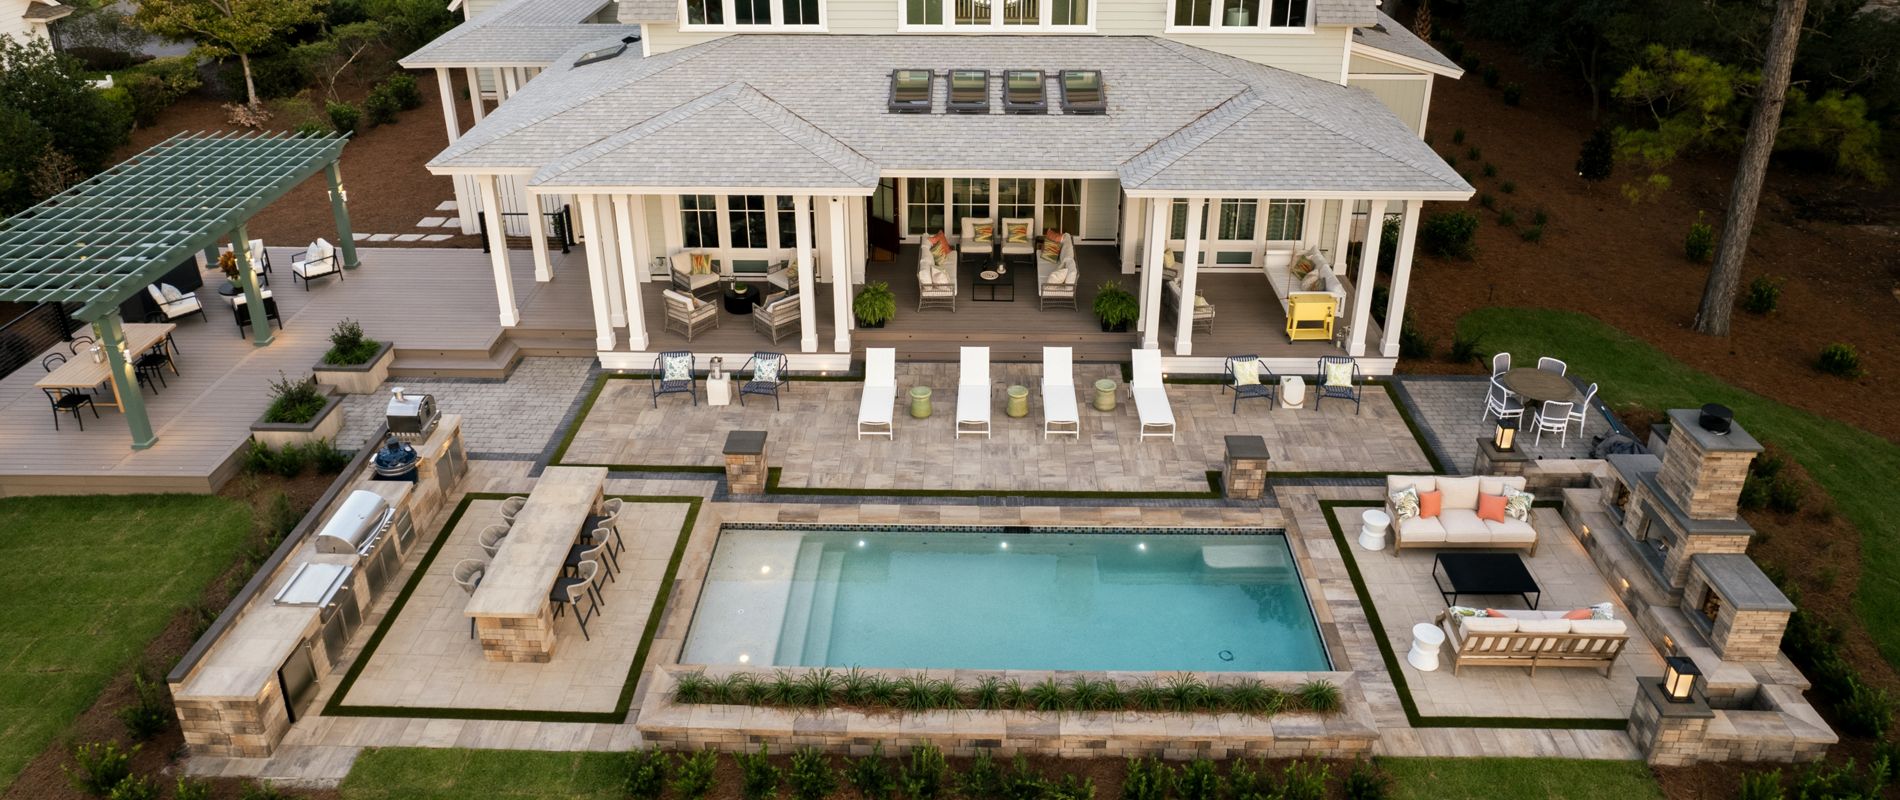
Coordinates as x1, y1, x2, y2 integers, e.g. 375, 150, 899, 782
1347, 52, 1417, 75
1346, 76, 1426, 135
1161, 27, 1349, 83
2, 0, 49, 45
1083, 179, 1120, 241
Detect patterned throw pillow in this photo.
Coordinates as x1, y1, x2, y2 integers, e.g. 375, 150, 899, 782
753, 358, 780, 384
972, 223, 995, 244
1006, 222, 1030, 244
928, 234, 952, 265
1503, 487, 1535, 521
662, 353, 692, 382
1323, 360, 1354, 388
1447, 605, 1482, 618
1299, 269, 1324, 291
1232, 359, 1260, 386
1290, 255, 1315, 279
1389, 485, 1420, 522
1039, 234, 1063, 261
689, 253, 714, 275
1591, 602, 1616, 620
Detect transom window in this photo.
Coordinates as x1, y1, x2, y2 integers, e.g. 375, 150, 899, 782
685, 0, 824, 28
1168, 0, 1307, 30
904, 0, 1088, 29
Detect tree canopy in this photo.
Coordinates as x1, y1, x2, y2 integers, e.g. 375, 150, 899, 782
135, 0, 324, 107
0, 38, 129, 182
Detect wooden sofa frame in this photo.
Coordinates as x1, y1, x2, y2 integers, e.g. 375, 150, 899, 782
1433, 612, 1629, 677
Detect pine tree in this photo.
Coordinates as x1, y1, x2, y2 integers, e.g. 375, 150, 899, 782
1575, 128, 1613, 183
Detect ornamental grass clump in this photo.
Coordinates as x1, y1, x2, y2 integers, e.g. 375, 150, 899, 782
263, 372, 326, 424
321, 318, 382, 365
670, 670, 1341, 717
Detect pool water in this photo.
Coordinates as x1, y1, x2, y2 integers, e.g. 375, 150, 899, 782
680, 527, 1330, 672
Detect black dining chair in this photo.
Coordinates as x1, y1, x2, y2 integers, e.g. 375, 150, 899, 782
68, 335, 95, 355
133, 348, 169, 391
43, 388, 97, 431
143, 312, 184, 356
41, 353, 67, 373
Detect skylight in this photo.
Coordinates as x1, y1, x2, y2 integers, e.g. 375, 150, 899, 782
573, 35, 638, 68
1003, 70, 1046, 114
1059, 70, 1105, 114
888, 69, 933, 113
948, 69, 989, 114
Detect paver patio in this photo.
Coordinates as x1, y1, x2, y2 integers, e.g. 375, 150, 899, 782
336, 357, 596, 458
1395, 377, 1600, 473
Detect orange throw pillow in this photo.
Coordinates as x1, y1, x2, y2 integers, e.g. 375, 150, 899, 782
1484, 608, 1506, 617
1417, 491, 1443, 518
1562, 608, 1594, 620
1477, 493, 1508, 522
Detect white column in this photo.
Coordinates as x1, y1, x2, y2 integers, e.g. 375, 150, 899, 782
629, 195, 654, 284
592, 196, 625, 326
435, 68, 460, 142
478, 175, 520, 327
1140, 197, 1168, 349
1380, 199, 1423, 357
500, 67, 518, 99
465, 68, 486, 121
794, 195, 817, 353
1331, 199, 1352, 265
525, 185, 552, 282
1348, 199, 1387, 356
613, 194, 650, 352
1120, 195, 1142, 274
828, 195, 852, 353
574, 195, 616, 350
1174, 198, 1205, 356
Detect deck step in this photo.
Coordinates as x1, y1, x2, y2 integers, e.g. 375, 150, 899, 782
389, 340, 521, 379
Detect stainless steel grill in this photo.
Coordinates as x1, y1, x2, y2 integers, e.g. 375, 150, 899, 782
312, 490, 393, 555
386, 387, 439, 441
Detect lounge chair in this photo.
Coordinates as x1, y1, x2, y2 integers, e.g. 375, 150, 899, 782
1130, 348, 1175, 441
958, 217, 996, 266
999, 217, 1035, 265
1041, 346, 1078, 439
956, 346, 991, 438
752, 293, 800, 344
146, 283, 206, 323
290, 238, 342, 289
857, 347, 896, 439
669, 250, 721, 299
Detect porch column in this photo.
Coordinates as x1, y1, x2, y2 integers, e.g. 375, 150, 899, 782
612, 193, 650, 351
325, 163, 360, 269
828, 195, 852, 353
499, 67, 517, 99
1173, 198, 1205, 356
629, 195, 654, 284
1120, 195, 1142, 274
595, 194, 626, 326
1140, 196, 1168, 349
574, 195, 617, 351
95, 311, 156, 450
1381, 199, 1423, 357
526, 184, 552, 282
1347, 199, 1387, 356
465, 68, 486, 121
478, 175, 521, 326
794, 195, 817, 353
1331, 199, 1352, 265
434, 68, 460, 142
232, 222, 273, 346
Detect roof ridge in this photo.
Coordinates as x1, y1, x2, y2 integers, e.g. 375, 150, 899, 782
534, 82, 753, 183
726, 84, 878, 187
1118, 89, 1267, 188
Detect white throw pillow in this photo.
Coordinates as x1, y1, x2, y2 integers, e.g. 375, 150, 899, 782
929, 267, 949, 286
753, 358, 781, 384
1389, 485, 1420, 522
1571, 618, 1627, 635
159, 284, 184, 303
662, 354, 692, 382
1503, 487, 1535, 522
1231, 359, 1260, 386
1323, 360, 1353, 388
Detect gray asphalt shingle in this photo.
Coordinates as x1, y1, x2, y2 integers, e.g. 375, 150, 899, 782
400, 0, 640, 68
1352, 12, 1462, 75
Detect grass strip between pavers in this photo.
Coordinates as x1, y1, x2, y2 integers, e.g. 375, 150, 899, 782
322, 492, 702, 723
1318, 499, 1626, 730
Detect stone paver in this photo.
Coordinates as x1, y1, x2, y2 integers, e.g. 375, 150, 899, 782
336, 357, 595, 458
1396, 377, 1598, 474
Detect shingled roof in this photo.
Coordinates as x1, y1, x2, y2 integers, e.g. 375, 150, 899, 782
429, 34, 1470, 198
1352, 12, 1462, 76
400, 0, 640, 68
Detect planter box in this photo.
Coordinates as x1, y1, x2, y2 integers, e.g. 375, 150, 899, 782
312, 341, 393, 395
250, 391, 344, 450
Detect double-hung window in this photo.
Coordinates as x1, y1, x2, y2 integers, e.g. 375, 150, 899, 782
686, 0, 824, 29
681, 195, 719, 249
904, 0, 1088, 29
1168, 0, 1307, 30
728, 195, 770, 249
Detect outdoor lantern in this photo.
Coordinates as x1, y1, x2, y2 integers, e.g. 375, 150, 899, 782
710, 357, 724, 380
1493, 417, 1518, 451
1663, 655, 1701, 703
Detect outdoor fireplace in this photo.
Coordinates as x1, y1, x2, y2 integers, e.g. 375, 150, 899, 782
1613, 409, 1761, 590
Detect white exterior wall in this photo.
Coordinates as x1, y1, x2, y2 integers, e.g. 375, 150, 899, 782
3, 0, 52, 45
1347, 75, 1428, 136
1082, 178, 1120, 241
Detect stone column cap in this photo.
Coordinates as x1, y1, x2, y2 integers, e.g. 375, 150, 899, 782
723, 430, 768, 456
1224, 435, 1269, 460
1637, 680, 1715, 719
1691, 553, 1796, 612
1666, 409, 1762, 453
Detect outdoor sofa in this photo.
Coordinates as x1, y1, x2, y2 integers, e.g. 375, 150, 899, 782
1433, 606, 1630, 676
1385, 475, 1538, 556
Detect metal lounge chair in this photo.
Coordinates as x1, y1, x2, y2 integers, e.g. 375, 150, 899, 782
857, 348, 896, 439
1041, 346, 1079, 439
956, 346, 991, 438
1130, 349, 1175, 440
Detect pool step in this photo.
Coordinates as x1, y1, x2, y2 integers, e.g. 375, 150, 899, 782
799, 549, 845, 665
773, 541, 829, 664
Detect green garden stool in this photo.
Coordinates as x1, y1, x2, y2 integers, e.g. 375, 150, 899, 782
1006, 385, 1029, 418
1093, 379, 1118, 412
909, 386, 932, 419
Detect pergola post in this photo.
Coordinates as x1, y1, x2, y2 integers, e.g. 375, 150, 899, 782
96, 311, 157, 449
325, 162, 360, 269
233, 223, 273, 347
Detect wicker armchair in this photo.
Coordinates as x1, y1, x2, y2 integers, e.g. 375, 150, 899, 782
669, 251, 721, 299
661, 289, 719, 342
752, 293, 800, 344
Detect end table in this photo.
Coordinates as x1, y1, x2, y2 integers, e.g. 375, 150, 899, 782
707, 373, 732, 406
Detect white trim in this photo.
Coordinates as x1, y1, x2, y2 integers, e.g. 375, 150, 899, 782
575, 196, 617, 351
1338, 31, 1352, 85
677, 0, 828, 32
478, 175, 521, 327
896, 0, 1097, 32
1380, 198, 1421, 358
1348, 43, 1464, 79
1345, 72, 1430, 82
1347, 198, 1385, 357
527, 183, 875, 196
429, 165, 537, 177
1163, 0, 1313, 34
884, 169, 1118, 179
1419, 74, 1435, 137
1125, 188, 1470, 201
613, 194, 650, 352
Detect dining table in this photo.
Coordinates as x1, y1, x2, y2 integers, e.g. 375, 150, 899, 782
1498, 367, 1579, 407
34, 323, 177, 411
464, 465, 607, 663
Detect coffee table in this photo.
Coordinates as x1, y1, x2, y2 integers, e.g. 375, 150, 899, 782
972, 265, 1014, 302
1431, 552, 1541, 609
722, 282, 761, 314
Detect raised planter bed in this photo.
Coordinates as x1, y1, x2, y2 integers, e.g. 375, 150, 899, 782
250, 390, 343, 450
313, 340, 394, 395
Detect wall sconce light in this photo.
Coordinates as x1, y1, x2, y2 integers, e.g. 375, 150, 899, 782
1662, 635, 1675, 651
1493, 417, 1518, 452
1580, 524, 1592, 538
1662, 655, 1701, 703
1619, 578, 1631, 592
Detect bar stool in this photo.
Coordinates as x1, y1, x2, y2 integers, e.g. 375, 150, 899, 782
579, 519, 621, 570
564, 540, 614, 607
478, 524, 510, 557
500, 496, 528, 523
452, 559, 485, 638
550, 561, 600, 641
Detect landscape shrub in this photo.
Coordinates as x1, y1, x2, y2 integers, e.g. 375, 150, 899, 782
295, 120, 328, 136
263, 372, 326, 424
1736, 770, 1782, 800
1477, 193, 1495, 210
1172, 759, 1219, 800
238, 782, 294, 800
1278, 761, 1330, 800
66, 742, 135, 796
1296, 681, 1342, 713
1450, 127, 1465, 145
1497, 209, 1516, 227
1531, 208, 1550, 226
1046, 774, 1095, 800
1342, 760, 1388, 800
121, 56, 202, 128
1419, 211, 1479, 259
1519, 225, 1545, 243
1465, 145, 1482, 161
958, 751, 1005, 800
1742, 276, 1782, 314
218, 53, 310, 102
848, 745, 896, 800
1448, 333, 1484, 365
1000, 755, 1044, 800
1502, 83, 1523, 105
1482, 162, 1497, 178
382, 72, 423, 109
901, 744, 949, 800
107, 775, 159, 800
624, 749, 667, 800
69, 46, 151, 71
1121, 757, 1170, 800
173, 778, 212, 800
1500, 180, 1516, 193
1227, 760, 1270, 800
1577, 128, 1615, 182
736, 745, 781, 800
787, 748, 838, 800
1684, 214, 1715, 262
306, 439, 352, 473
1767, 476, 1804, 514
1739, 471, 1772, 512
1818, 343, 1863, 378
672, 750, 719, 800
1481, 64, 1499, 87
1839, 680, 1896, 738
1790, 757, 1889, 798
326, 101, 360, 135
323, 318, 382, 365
118, 669, 170, 740
1398, 323, 1432, 359
363, 83, 401, 126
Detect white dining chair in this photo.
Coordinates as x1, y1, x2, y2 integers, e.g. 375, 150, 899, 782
1482, 377, 1523, 423
1491, 352, 1510, 379
1532, 400, 1573, 447
1568, 383, 1599, 437
1537, 356, 1567, 376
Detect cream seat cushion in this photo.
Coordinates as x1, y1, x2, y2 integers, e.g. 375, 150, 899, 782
1397, 515, 1447, 542
1571, 618, 1628, 636
1438, 509, 1489, 539
1461, 616, 1517, 633
1516, 618, 1572, 634
1437, 476, 1482, 509
1483, 518, 1538, 542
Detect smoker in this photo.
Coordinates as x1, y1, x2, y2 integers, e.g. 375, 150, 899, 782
371, 436, 420, 483
385, 387, 440, 441
311, 490, 414, 597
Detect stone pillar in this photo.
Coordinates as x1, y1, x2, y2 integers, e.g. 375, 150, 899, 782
1628, 680, 1715, 766
1684, 554, 1795, 662
1657, 409, 1762, 520
1223, 435, 1269, 500
172, 680, 292, 758
474, 612, 556, 663
724, 431, 768, 495
1473, 437, 1533, 477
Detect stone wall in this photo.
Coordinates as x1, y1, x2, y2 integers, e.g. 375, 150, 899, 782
1655, 412, 1758, 521
1662, 533, 1750, 593
475, 609, 556, 663
172, 679, 290, 759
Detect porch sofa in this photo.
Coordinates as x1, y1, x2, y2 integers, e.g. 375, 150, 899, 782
1385, 475, 1538, 556
1263, 247, 1350, 319
1433, 606, 1631, 676
1036, 232, 1079, 310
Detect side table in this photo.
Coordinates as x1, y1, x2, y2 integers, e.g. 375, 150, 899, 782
1358, 508, 1391, 551
1005, 385, 1029, 418
707, 375, 732, 407
1407, 622, 1445, 671
1280, 375, 1307, 410
909, 386, 932, 419
1093, 379, 1117, 412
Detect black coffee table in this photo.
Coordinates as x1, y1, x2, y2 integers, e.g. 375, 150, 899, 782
1431, 552, 1541, 609
722, 282, 761, 314
972, 264, 1015, 302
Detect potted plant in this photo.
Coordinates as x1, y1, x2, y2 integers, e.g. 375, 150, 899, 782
733, 281, 752, 297
854, 281, 896, 328
1093, 281, 1139, 332
249, 371, 343, 450
311, 318, 394, 394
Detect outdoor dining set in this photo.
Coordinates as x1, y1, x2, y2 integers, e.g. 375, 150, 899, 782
1481, 353, 1599, 447
34, 324, 181, 431
454, 467, 615, 661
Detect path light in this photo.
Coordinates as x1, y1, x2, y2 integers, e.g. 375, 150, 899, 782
1663, 656, 1701, 703
1493, 417, 1518, 452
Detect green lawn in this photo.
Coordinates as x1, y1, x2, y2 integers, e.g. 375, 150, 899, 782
0, 494, 252, 791
1381, 757, 1663, 800
1458, 308, 1900, 664
339, 748, 627, 799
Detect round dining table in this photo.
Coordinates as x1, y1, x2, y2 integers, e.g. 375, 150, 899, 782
1498, 368, 1579, 405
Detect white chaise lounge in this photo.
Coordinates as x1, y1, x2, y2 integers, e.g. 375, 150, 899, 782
1130, 349, 1175, 441
956, 346, 991, 438
858, 348, 896, 439
1041, 346, 1078, 439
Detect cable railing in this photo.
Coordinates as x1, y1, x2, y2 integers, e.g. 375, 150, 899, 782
0, 302, 77, 381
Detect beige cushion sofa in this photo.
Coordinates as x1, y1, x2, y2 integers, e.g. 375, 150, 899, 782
1434, 607, 1630, 676
1384, 475, 1537, 556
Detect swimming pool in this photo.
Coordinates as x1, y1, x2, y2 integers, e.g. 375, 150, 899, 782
680, 526, 1330, 672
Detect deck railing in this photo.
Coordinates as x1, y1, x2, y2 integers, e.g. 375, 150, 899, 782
0, 302, 76, 381
478, 204, 575, 254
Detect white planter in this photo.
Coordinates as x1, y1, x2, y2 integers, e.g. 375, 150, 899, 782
312, 341, 393, 395
250, 392, 344, 450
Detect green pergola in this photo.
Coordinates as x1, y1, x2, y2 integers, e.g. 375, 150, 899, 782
0, 131, 358, 450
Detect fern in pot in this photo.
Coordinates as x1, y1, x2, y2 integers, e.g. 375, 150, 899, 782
1093, 281, 1139, 332
854, 281, 895, 328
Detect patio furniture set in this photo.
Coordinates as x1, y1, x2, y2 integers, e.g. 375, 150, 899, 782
1482, 353, 1599, 448
1220, 354, 1364, 414
665, 252, 802, 344
458, 466, 614, 661
34, 323, 179, 431
649, 351, 791, 409
855, 346, 1185, 441
915, 220, 1081, 312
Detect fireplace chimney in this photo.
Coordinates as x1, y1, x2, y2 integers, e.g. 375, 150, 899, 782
1658, 408, 1762, 521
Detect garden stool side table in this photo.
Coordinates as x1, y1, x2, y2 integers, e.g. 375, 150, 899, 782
1006, 385, 1029, 418
1093, 379, 1117, 412
909, 386, 932, 419
1358, 509, 1391, 551
1408, 622, 1445, 671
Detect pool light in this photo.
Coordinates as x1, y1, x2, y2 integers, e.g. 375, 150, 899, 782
738, 653, 751, 663
999, 541, 1009, 549
857, 540, 866, 548
1137, 542, 1147, 551
760, 565, 772, 575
